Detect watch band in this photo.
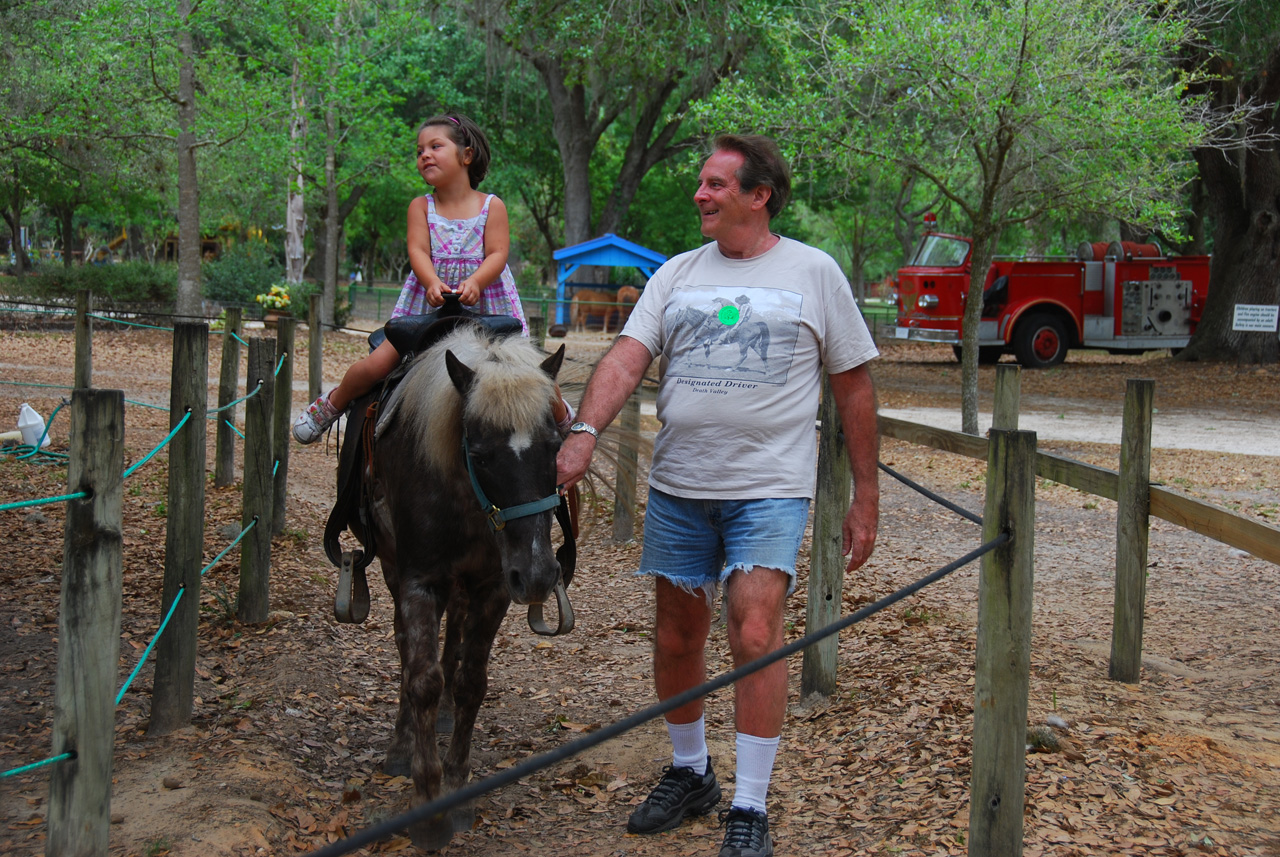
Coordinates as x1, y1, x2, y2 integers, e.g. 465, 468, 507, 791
568, 421, 599, 439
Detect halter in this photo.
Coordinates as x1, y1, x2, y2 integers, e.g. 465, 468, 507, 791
462, 429, 561, 532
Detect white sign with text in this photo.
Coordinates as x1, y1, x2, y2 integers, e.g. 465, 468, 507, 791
1232, 304, 1280, 332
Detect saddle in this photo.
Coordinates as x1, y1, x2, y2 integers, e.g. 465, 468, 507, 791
323, 297, 578, 632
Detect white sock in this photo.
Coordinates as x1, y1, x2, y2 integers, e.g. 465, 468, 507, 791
666, 716, 708, 775
732, 732, 779, 814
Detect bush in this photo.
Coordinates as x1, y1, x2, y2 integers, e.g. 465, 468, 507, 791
16, 262, 178, 303
202, 242, 283, 305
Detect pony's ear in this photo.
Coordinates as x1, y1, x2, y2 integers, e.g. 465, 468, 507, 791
445, 349, 476, 397
540, 344, 565, 380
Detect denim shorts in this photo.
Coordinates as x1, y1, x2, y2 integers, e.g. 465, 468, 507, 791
638, 489, 811, 597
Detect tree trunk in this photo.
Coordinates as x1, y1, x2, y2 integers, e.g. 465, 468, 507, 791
960, 229, 997, 435
174, 1, 202, 320
322, 106, 339, 327
56, 205, 75, 268
311, 184, 365, 323
286, 60, 307, 287
1181, 42, 1280, 364
2, 164, 28, 277
1183, 135, 1280, 362
542, 66, 600, 250
595, 77, 682, 236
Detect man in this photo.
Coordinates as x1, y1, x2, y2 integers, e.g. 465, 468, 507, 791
556, 134, 879, 857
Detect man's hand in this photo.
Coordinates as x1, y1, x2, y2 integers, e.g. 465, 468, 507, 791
842, 496, 878, 572
556, 432, 596, 492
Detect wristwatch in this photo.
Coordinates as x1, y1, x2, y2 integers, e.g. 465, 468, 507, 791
568, 421, 599, 440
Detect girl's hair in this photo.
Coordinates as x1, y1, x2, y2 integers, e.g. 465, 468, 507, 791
418, 113, 491, 189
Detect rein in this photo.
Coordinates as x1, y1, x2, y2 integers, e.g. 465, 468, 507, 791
461, 430, 562, 532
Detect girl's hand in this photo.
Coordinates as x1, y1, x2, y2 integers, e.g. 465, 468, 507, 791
424, 277, 449, 307
455, 278, 482, 306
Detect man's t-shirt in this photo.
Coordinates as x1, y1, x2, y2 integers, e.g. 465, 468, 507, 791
620, 236, 879, 500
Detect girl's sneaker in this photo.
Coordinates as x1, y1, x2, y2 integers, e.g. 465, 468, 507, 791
293, 393, 340, 444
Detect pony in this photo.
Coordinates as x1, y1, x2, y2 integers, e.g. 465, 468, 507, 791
615, 285, 641, 326
351, 325, 571, 849
569, 288, 617, 333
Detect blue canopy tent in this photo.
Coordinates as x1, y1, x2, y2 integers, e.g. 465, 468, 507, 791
552, 233, 667, 325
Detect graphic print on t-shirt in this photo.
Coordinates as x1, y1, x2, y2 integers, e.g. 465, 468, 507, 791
663, 284, 803, 385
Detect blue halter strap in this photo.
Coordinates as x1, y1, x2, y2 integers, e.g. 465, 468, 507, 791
462, 429, 561, 532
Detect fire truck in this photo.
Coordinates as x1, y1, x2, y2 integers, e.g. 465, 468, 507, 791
893, 217, 1212, 368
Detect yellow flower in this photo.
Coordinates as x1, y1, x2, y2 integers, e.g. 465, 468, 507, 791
255, 284, 292, 310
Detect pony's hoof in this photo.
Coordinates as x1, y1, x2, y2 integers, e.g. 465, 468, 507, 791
450, 802, 476, 834
381, 753, 411, 778
409, 813, 454, 852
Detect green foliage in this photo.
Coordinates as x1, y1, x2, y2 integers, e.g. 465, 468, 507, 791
202, 242, 284, 305
17, 262, 178, 303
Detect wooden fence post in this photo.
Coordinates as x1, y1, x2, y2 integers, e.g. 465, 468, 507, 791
214, 307, 243, 487
272, 316, 295, 535
611, 392, 640, 543
238, 338, 275, 623
969, 428, 1037, 857
992, 364, 1021, 431
48, 389, 124, 857
308, 294, 323, 404
802, 374, 851, 699
1110, 379, 1154, 683
73, 290, 92, 389
149, 323, 209, 735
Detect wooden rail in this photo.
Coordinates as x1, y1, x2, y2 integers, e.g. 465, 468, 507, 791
878, 415, 1280, 566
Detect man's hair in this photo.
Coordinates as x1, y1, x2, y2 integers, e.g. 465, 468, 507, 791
418, 113, 491, 189
713, 133, 792, 219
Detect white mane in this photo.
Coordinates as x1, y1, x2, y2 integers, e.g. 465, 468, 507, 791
396, 327, 555, 471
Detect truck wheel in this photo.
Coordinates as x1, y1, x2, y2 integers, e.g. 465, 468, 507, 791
952, 345, 1005, 364
1014, 313, 1068, 368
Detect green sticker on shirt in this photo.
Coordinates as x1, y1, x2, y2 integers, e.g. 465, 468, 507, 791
718, 306, 740, 325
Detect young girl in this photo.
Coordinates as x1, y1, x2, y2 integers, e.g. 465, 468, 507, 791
294, 113, 561, 443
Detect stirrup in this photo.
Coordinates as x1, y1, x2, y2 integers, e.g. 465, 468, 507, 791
527, 581, 574, 636
334, 550, 370, 623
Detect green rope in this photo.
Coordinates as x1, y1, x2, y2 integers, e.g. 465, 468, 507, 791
199, 516, 256, 575
1, 400, 68, 466
0, 752, 74, 779
206, 380, 262, 416
122, 410, 191, 479
13, 401, 65, 461
116, 585, 184, 706
229, 331, 248, 347
87, 314, 173, 332
124, 398, 170, 412
1, 444, 69, 465
225, 419, 244, 439
115, 517, 255, 704
274, 352, 287, 376
0, 491, 87, 512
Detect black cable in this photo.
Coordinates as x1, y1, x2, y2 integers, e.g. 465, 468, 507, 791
307, 531, 1010, 857
878, 461, 984, 526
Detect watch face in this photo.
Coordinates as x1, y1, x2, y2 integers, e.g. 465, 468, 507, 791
570, 422, 596, 436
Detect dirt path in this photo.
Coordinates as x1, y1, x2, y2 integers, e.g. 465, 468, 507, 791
1, 327, 1278, 856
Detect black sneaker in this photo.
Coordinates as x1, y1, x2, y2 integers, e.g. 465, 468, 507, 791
626, 757, 721, 834
718, 806, 773, 857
